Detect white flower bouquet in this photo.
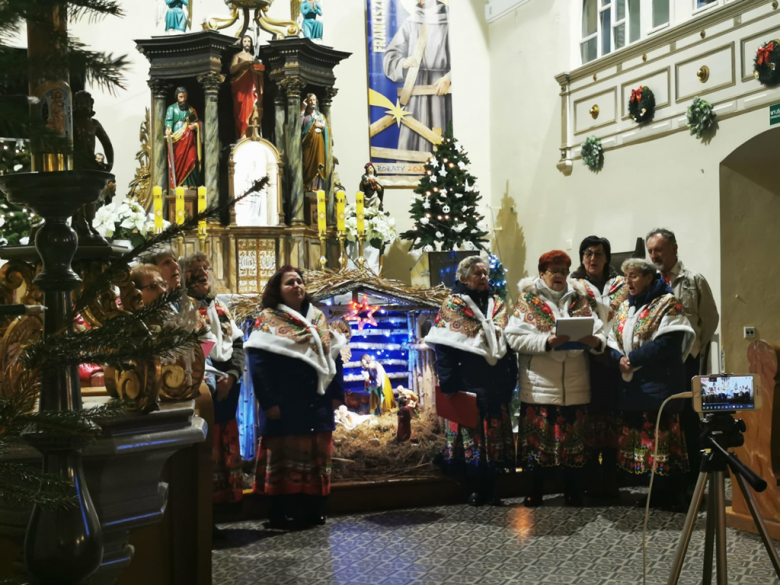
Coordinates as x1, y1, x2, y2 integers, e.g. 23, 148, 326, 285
92, 198, 160, 246
344, 203, 398, 249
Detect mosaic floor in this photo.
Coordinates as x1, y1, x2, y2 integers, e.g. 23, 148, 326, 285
213, 491, 780, 585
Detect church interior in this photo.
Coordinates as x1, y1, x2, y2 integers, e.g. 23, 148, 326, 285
1, 0, 780, 584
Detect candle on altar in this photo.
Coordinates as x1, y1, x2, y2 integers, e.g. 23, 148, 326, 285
175, 187, 185, 225
317, 190, 327, 235
198, 186, 207, 234
153, 186, 163, 233
356, 192, 365, 236
336, 191, 346, 233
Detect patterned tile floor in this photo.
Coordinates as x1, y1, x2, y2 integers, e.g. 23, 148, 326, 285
213, 491, 780, 585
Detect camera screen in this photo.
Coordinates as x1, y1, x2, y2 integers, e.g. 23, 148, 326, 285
699, 375, 755, 411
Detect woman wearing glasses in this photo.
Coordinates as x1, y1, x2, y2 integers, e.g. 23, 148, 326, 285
506, 250, 606, 507
571, 237, 628, 500
132, 264, 169, 306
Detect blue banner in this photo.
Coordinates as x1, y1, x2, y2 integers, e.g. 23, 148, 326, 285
366, 0, 452, 186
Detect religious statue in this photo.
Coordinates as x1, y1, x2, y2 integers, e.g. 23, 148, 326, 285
359, 162, 384, 210
300, 0, 323, 43
396, 395, 412, 443
159, 0, 190, 35
165, 87, 202, 190
230, 34, 264, 140
383, 0, 452, 152
300, 93, 330, 191
45, 88, 67, 134
360, 354, 395, 416
72, 90, 114, 245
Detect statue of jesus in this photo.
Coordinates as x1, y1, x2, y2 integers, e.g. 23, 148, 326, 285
230, 35, 264, 140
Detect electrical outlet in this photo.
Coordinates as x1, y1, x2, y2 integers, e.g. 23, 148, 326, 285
744, 326, 756, 339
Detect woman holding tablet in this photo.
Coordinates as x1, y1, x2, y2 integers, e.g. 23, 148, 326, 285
606, 258, 694, 511
506, 250, 606, 507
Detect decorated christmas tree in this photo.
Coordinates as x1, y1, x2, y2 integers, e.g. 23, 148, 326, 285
0, 138, 39, 246
488, 254, 508, 300
400, 130, 489, 252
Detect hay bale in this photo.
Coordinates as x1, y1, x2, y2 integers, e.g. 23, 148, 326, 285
332, 408, 444, 483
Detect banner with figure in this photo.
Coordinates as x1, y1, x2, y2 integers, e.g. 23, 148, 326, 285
366, 0, 451, 188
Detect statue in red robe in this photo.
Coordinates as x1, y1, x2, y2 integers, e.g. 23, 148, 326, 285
230, 35, 264, 140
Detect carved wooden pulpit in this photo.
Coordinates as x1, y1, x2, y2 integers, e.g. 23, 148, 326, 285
726, 340, 780, 538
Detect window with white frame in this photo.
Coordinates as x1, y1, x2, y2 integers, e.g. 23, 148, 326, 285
580, 0, 727, 66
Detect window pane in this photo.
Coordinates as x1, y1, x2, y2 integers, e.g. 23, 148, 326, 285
653, 0, 670, 28
629, 0, 641, 42
583, 0, 597, 37
616, 0, 626, 21
601, 8, 611, 55
697, 0, 717, 7
614, 23, 625, 49
581, 38, 598, 64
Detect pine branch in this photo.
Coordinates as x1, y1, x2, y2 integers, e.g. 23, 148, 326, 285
0, 462, 76, 507
68, 0, 124, 21
71, 178, 266, 316
0, 398, 127, 439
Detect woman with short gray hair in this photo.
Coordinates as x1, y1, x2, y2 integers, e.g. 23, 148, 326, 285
606, 257, 694, 510
426, 255, 517, 506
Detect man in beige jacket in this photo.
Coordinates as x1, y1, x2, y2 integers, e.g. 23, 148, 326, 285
646, 228, 719, 484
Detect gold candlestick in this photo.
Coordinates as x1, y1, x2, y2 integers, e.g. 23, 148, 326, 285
319, 234, 328, 271
357, 234, 366, 271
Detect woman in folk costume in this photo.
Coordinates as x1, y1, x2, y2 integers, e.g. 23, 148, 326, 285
426, 256, 517, 507
606, 258, 694, 511
571, 236, 628, 499
245, 266, 346, 528
180, 252, 246, 506
506, 250, 606, 508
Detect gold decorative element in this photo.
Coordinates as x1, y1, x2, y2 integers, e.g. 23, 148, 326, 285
697, 65, 710, 83
256, 4, 300, 41
700, 30, 706, 39
159, 345, 206, 401
76, 261, 139, 328
589, 104, 600, 119
203, 4, 240, 34
774, 1, 779, 10
128, 108, 153, 212
0, 315, 43, 401
642, 54, 647, 62
204, 1, 299, 39
0, 260, 42, 309
105, 361, 161, 413
593, 73, 597, 81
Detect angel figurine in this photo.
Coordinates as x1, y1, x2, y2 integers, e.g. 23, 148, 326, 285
158, 0, 190, 35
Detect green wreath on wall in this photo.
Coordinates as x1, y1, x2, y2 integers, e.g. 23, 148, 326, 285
753, 39, 780, 86
581, 136, 603, 172
686, 97, 716, 140
628, 85, 655, 123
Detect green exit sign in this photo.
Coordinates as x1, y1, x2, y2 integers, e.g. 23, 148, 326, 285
771, 103, 780, 125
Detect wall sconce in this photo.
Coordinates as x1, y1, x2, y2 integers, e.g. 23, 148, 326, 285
697, 65, 710, 83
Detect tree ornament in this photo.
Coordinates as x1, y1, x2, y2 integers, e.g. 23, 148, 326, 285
457, 161, 467, 170
438, 167, 448, 177
420, 217, 429, 224
430, 175, 437, 183
628, 85, 655, 123
430, 158, 440, 168
753, 39, 780, 86
423, 200, 431, 209
423, 244, 433, 252
686, 97, 717, 139
442, 205, 450, 213
580, 136, 603, 172
435, 231, 444, 238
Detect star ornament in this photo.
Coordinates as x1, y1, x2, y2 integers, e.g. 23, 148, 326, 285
345, 295, 380, 331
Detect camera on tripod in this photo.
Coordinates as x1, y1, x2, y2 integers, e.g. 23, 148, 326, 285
692, 373, 761, 413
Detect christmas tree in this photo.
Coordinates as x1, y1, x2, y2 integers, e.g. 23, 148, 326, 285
400, 130, 489, 252
488, 254, 508, 300
0, 138, 39, 246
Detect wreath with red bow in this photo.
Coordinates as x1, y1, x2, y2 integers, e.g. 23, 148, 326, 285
628, 85, 655, 123
753, 39, 780, 86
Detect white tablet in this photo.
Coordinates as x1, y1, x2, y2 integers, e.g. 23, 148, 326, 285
555, 317, 594, 341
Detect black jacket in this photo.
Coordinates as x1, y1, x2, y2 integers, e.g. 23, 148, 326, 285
247, 348, 344, 437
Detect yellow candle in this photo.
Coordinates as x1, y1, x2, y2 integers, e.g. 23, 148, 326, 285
336, 191, 346, 233
198, 186, 207, 235
175, 187, 185, 225
356, 192, 365, 236
317, 190, 327, 235
153, 186, 163, 233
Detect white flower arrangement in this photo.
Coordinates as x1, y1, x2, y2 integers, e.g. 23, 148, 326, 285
92, 198, 163, 245
344, 203, 398, 248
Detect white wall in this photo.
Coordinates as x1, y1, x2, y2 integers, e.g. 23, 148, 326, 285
63, 0, 490, 283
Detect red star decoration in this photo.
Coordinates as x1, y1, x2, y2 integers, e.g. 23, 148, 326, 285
345, 295, 380, 331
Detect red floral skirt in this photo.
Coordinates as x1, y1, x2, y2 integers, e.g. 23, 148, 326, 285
212, 419, 244, 504
441, 406, 515, 476
520, 403, 588, 469
617, 411, 689, 476
253, 432, 333, 497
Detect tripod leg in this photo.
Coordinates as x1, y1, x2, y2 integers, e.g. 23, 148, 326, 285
733, 472, 780, 579
667, 471, 709, 585
702, 475, 716, 585
713, 471, 728, 585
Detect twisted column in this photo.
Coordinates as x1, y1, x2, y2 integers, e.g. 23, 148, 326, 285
198, 72, 225, 207
148, 79, 171, 195
280, 78, 307, 225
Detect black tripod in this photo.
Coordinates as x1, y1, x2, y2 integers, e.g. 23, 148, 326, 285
667, 413, 780, 584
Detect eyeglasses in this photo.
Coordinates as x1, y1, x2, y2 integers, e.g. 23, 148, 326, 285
583, 251, 605, 259
545, 269, 570, 277
139, 281, 167, 292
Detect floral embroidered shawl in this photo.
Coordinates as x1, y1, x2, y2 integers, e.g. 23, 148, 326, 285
507, 278, 598, 335
244, 303, 346, 395
197, 297, 243, 362
425, 293, 508, 365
